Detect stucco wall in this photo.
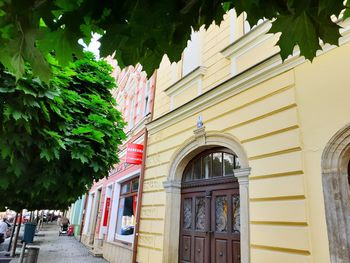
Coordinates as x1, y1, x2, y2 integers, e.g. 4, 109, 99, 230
139, 68, 311, 262
137, 33, 350, 263
294, 42, 350, 263
103, 241, 133, 263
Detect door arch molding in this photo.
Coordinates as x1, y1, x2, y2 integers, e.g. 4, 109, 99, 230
162, 130, 251, 263
322, 123, 350, 263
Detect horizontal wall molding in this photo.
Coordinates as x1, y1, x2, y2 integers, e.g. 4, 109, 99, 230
248, 147, 302, 161
250, 195, 306, 202
241, 125, 299, 143
249, 170, 304, 180
222, 104, 297, 133
250, 244, 311, 255
137, 245, 162, 251
250, 221, 308, 227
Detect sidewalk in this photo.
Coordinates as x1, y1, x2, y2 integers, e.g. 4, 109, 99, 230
26, 223, 107, 263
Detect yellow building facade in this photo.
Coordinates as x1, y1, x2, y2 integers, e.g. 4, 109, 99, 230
136, 11, 350, 263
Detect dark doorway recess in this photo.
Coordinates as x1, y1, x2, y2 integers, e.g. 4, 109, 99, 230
179, 149, 241, 263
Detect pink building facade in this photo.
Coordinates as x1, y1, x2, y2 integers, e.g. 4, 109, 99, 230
80, 60, 155, 263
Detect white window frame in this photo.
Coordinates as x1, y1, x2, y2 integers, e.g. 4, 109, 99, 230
110, 169, 141, 244
82, 193, 93, 235
144, 80, 151, 116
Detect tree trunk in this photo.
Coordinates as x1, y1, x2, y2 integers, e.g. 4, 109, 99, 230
11, 212, 22, 257
7, 212, 18, 252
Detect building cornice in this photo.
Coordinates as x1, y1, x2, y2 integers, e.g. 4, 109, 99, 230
164, 66, 207, 96
147, 18, 350, 135
221, 20, 272, 59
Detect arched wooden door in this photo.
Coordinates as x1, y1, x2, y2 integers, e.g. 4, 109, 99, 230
179, 149, 241, 263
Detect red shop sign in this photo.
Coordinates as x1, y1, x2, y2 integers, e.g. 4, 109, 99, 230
126, 143, 144, 165
102, 197, 111, 227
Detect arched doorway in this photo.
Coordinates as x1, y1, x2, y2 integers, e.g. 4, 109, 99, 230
162, 131, 250, 263
322, 124, 350, 263
179, 148, 241, 263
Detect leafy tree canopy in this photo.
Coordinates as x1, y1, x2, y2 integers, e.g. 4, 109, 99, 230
0, 52, 126, 211
0, 0, 348, 81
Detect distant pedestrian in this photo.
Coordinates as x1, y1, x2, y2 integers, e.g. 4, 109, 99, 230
60, 217, 70, 227
56, 215, 61, 227
0, 218, 8, 244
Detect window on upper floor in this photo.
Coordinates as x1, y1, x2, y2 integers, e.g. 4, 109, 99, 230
124, 94, 129, 119
128, 97, 135, 130
143, 80, 151, 116
182, 30, 201, 76
136, 91, 142, 116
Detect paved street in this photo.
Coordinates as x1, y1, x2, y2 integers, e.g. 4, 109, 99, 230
32, 223, 106, 263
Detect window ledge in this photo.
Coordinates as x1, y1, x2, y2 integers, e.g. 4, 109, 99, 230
221, 20, 272, 59
164, 66, 207, 97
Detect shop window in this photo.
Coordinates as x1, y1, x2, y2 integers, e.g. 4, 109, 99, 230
115, 177, 139, 243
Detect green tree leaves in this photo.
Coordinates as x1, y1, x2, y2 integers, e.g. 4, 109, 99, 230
0, 53, 126, 211
269, 13, 321, 60
0, 0, 348, 82
235, 0, 344, 61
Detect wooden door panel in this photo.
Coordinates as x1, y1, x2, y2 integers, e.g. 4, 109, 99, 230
180, 184, 240, 263
211, 189, 240, 263
232, 241, 240, 263
181, 235, 192, 262
215, 239, 228, 263
194, 237, 205, 263
180, 192, 210, 263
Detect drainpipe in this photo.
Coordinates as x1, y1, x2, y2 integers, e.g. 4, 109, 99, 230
132, 70, 157, 263
132, 128, 148, 263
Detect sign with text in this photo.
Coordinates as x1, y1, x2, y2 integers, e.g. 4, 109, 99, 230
103, 197, 111, 227
126, 143, 144, 164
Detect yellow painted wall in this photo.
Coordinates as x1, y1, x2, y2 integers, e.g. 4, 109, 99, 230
293, 42, 350, 263
138, 70, 313, 262
153, 12, 280, 120
138, 10, 350, 263
236, 36, 279, 73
